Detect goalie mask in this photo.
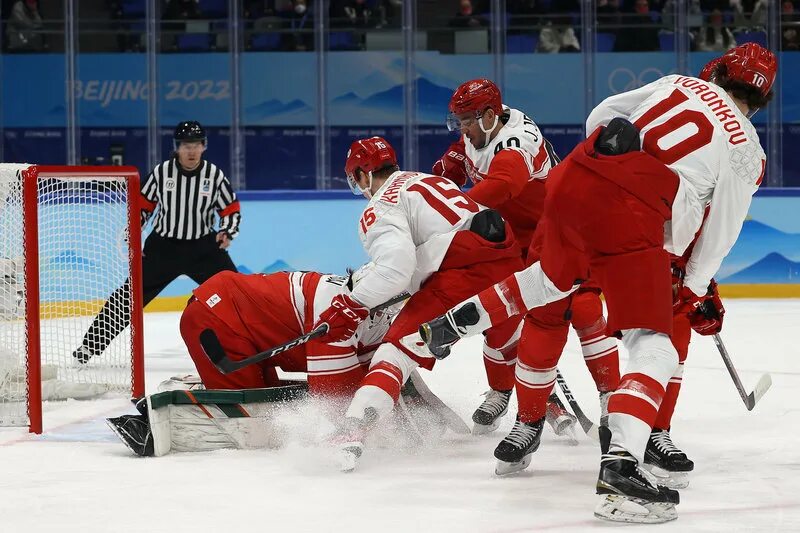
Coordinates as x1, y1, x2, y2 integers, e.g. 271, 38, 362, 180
344, 137, 398, 198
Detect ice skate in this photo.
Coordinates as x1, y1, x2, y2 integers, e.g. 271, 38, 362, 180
106, 414, 154, 457
331, 408, 378, 472
471, 389, 511, 435
643, 428, 694, 489
419, 302, 481, 359
595, 448, 679, 524
494, 416, 544, 476
545, 393, 578, 445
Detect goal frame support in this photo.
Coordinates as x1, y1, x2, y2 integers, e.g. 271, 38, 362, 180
21, 165, 145, 433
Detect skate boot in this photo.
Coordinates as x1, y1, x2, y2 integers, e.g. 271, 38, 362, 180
106, 414, 154, 457
643, 428, 694, 489
493, 416, 544, 476
419, 302, 481, 359
331, 407, 378, 472
545, 393, 578, 444
471, 389, 512, 435
595, 450, 680, 524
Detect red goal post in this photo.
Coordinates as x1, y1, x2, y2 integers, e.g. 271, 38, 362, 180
0, 165, 145, 433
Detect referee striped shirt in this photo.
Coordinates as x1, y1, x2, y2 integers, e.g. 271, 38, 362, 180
140, 159, 241, 240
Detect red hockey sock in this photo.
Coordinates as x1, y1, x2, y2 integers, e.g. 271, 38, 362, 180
578, 323, 621, 392
359, 360, 404, 403
654, 362, 683, 429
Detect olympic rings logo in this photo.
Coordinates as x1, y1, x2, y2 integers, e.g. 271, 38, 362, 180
608, 67, 677, 94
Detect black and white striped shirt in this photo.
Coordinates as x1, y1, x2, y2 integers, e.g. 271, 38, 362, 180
140, 159, 241, 240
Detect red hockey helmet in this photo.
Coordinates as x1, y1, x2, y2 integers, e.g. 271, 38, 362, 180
447, 78, 503, 132
344, 137, 398, 196
719, 43, 777, 96
698, 57, 723, 82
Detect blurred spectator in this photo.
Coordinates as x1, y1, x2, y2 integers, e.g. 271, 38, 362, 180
275, 0, 312, 50
7, 0, 44, 51
332, 0, 374, 28
537, 21, 580, 52
374, 0, 402, 29
536, 0, 579, 52
783, 0, 800, 51
613, 0, 660, 51
695, 9, 736, 51
449, 0, 488, 28
730, 0, 766, 30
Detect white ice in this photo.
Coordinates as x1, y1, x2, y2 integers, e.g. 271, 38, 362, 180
1, 300, 798, 533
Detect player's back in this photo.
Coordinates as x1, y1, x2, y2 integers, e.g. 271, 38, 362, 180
586, 74, 764, 255
359, 170, 481, 247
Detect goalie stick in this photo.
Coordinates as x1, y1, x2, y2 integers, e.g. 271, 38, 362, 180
200, 292, 410, 375
555, 369, 600, 441
712, 333, 772, 411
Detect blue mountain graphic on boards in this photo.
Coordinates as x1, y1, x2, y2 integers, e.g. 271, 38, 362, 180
245, 98, 311, 120
50, 251, 97, 271
261, 260, 294, 273
719, 219, 800, 280
721, 253, 800, 283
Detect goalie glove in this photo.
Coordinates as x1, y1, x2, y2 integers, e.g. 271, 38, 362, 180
315, 294, 369, 343
689, 280, 725, 336
432, 141, 469, 187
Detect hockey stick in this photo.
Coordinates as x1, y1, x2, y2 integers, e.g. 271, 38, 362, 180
200, 292, 411, 375
712, 333, 772, 411
555, 369, 600, 441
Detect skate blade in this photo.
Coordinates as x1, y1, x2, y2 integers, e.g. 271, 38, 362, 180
495, 455, 532, 476
338, 444, 363, 473
594, 494, 678, 524
472, 420, 501, 436
642, 464, 690, 489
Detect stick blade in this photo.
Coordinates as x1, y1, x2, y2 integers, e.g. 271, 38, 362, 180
199, 329, 236, 374
746, 373, 772, 411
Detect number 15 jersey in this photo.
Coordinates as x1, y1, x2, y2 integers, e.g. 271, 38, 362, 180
585, 74, 766, 296
350, 171, 485, 309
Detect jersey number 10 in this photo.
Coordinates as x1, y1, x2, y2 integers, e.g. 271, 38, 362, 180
634, 89, 714, 165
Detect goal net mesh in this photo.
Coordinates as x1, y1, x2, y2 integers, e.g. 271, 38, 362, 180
0, 164, 138, 427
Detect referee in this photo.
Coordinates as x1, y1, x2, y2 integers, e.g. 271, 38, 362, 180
74, 120, 241, 363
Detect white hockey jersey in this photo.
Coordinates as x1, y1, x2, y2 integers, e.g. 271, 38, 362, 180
349, 171, 483, 309
464, 106, 553, 183
586, 74, 765, 296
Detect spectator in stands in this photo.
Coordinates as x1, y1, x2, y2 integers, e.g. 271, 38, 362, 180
661, 0, 703, 31
783, 0, 800, 50
332, 0, 374, 28
449, 0, 488, 28
537, 0, 579, 52
275, 0, 312, 50
730, 0, 766, 31
7, 0, 44, 51
695, 8, 736, 51
374, 0, 402, 29
613, 0, 660, 51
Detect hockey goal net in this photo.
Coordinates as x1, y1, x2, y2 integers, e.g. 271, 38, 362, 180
0, 164, 144, 433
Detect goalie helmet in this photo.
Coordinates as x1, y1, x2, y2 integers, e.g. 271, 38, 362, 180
719, 43, 777, 96
344, 137, 398, 197
173, 120, 207, 149
447, 78, 502, 132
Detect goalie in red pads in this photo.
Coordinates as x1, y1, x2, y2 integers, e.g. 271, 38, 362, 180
421, 43, 776, 523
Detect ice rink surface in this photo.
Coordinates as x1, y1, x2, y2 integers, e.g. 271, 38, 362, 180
0, 299, 798, 533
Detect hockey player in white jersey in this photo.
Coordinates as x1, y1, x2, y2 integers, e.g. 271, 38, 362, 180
438, 79, 622, 460
313, 136, 524, 470
420, 43, 777, 523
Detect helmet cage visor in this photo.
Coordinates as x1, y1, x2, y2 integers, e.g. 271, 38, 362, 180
446, 110, 483, 132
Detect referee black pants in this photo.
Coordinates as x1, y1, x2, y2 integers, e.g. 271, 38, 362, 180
79, 233, 237, 357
